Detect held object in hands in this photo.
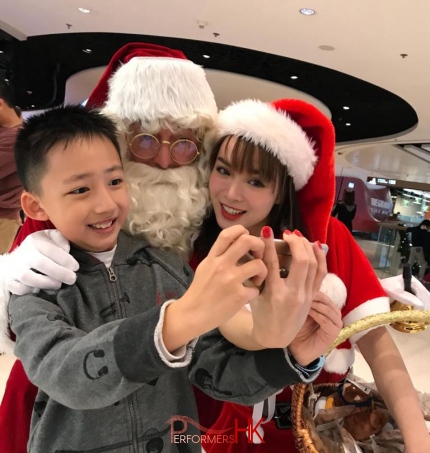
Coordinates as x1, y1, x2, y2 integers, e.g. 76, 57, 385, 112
240, 239, 328, 285
240, 240, 328, 261
273, 240, 328, 278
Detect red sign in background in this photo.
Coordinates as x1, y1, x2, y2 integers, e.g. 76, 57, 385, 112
335, 176, 392, 233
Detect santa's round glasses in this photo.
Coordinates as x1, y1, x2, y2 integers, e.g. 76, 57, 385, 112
128, 133, 200, 165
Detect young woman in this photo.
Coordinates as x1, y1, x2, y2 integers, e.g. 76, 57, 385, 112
192, 98, 430, 453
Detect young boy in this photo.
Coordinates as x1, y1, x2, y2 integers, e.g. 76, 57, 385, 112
9, 106, 323, 453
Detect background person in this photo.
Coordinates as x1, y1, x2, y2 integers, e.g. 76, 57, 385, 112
0, 80, 23, 254
331, 188, 357, 232
406, 219, 430, 279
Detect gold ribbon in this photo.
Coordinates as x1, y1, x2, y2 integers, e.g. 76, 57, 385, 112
327, 310, 430, 355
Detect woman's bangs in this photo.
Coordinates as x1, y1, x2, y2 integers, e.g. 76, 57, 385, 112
229, 138, 281, 184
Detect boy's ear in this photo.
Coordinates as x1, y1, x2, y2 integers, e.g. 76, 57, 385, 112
20, 191, 50, 221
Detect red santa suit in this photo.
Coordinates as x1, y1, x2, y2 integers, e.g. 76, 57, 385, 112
200, 98, 390, 453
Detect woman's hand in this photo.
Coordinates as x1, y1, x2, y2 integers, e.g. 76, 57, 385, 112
249, 227, 327, 349
287, 291, 343, 366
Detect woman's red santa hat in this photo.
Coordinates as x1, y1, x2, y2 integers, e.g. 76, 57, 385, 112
86, 42, 217, 130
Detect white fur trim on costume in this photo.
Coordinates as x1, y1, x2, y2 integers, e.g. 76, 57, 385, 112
320, 273, 347, 310
0, 254, 15, 355
323, 346, 355, 374
342, 296, 390, 343
213, 100, 317, 190
105, 57, 217, 128
380, 275, 429, 309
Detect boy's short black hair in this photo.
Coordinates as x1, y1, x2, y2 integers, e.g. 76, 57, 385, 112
15, 105, 121, 194
0, 80, 16, 108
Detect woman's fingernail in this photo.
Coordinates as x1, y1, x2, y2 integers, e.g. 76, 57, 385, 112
261, 226, 272, 239
316, 240, 322, 249
293, 229, 303, 237
283, 229, 292, 235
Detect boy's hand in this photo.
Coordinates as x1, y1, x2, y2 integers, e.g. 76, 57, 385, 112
163, 225, 267, 351
187, 225, 267, 327
3, 230, 79, 295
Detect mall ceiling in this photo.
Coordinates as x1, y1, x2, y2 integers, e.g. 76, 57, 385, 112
0, 31, 417, 144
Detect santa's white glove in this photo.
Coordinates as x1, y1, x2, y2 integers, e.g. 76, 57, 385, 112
379, 275, 430, 310
1, 229, 79, 295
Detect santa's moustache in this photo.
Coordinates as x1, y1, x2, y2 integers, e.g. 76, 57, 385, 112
122, 160, 210, 258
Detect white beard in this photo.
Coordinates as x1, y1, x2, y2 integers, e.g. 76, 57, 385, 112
123, 160, 210, 259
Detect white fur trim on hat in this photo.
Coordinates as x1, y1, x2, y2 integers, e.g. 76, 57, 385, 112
105, 57, 217, 128
214, 100, 317, 190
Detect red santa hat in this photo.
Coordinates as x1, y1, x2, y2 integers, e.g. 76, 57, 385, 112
213, 98, 336, 243
86, 42, 217, 129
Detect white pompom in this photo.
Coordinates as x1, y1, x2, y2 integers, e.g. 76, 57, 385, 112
320, 273, 347, 310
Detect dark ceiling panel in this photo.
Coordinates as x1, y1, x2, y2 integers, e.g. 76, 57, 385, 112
0, 31, 418, 143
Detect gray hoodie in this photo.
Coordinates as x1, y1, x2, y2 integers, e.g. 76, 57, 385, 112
9, 231, 317, 453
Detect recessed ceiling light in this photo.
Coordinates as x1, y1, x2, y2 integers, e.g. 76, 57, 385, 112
290, 75, 298, 80
203, 54, 210, 59
343, 106, 350, 110
0, 51, 3, 54
300, 8, 315, 16
27, 90, 33, 95
319, 45, 335, 51
83, 48, 92, 53
345, 123, 351, 126
78, 7, 91, 13
30, 105, 35, 108
4, 79, 9, 82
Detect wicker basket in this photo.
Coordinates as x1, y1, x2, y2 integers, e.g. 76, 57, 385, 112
291, 309, 430, 453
